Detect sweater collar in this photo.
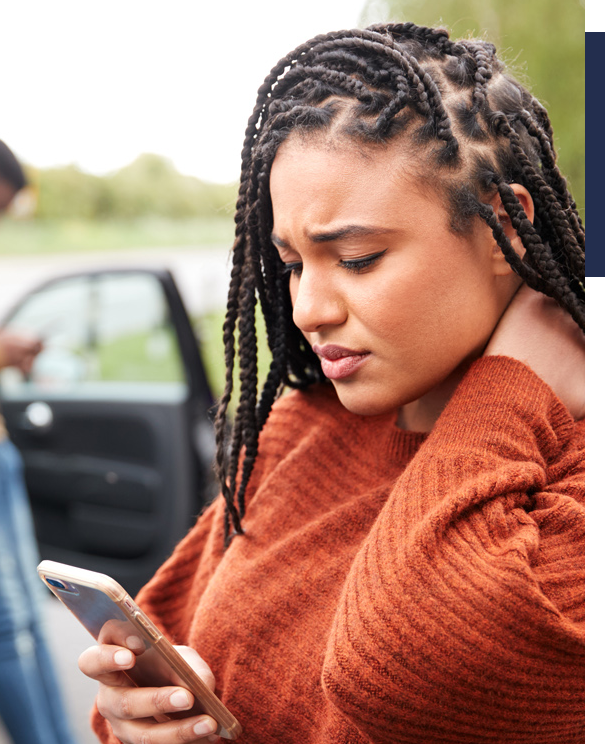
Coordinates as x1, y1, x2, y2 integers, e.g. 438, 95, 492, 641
385, 423, 427, 464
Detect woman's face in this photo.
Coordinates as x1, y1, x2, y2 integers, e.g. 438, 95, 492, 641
269, 137, 520, 425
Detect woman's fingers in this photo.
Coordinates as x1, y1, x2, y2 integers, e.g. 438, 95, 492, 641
124, 718, 219, 744
97, 684, 219, 744
96, 683, 194, 720
104, 712, 219, 744
78, 643, 139, 686
485, 285, 585, 418
98, 619, 147, 653
81, 641, 222, 743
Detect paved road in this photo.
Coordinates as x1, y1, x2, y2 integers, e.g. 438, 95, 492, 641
0, 245, 233, 320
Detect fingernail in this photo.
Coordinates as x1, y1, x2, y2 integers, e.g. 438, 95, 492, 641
170, 690, 190, 710
125, 635, 145, 652
114, 649, 132, 666
193, 718, 216, 736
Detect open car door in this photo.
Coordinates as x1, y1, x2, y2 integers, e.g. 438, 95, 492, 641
0, 268, 217, 595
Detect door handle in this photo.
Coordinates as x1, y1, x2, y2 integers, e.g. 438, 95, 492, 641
21, 401, 54, 431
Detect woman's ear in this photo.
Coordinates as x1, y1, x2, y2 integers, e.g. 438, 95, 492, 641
488, 184, 534, 275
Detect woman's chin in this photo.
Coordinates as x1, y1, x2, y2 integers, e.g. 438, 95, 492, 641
330, 381, 408, 419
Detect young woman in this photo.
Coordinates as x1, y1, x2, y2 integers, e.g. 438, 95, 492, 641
80, 23, 584, 743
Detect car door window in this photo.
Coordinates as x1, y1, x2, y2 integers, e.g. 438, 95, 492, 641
0, 273, 186, 400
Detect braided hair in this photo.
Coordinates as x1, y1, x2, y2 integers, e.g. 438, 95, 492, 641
215, 22, 585, 545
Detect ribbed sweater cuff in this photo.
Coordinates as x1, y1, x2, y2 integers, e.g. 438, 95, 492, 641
430, 355, 577, 462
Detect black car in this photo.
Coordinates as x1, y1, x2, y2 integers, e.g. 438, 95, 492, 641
0, 268, 218, 595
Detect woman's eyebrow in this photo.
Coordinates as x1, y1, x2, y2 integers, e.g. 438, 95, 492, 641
271, 225, 395, 248
309, 225, 396, 243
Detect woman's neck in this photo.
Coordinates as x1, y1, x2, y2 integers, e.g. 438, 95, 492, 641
396, 358, 474, 433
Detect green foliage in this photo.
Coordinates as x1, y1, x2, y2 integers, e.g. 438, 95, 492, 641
102, 155, 237, 219
2, 155, 238, 255
96, 327, 185, 383
359, 0, 585, 219
28, 154, 238, 221
35, 165, 108, 220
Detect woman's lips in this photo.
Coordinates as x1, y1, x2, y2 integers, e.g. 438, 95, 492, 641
312, 344, 370, 380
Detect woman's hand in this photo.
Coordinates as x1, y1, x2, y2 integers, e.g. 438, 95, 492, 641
78, 640, 220, 743
484, 284, 585, 419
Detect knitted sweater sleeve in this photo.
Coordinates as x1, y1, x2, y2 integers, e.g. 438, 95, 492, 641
321, 356, 584, 744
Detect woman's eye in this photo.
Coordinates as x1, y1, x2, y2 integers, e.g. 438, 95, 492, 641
280, 250, 386, 277
281, 261, 303, 277
340, 249, 387, 274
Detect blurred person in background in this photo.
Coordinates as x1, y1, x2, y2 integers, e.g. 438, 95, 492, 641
0, 140, 77, 744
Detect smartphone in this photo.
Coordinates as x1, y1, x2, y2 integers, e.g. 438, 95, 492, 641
38, 560, 242, 740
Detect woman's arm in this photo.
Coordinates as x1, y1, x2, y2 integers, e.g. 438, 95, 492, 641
322, 350, 584, 743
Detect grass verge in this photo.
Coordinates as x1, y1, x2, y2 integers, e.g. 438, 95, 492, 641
0, 216, 235, 255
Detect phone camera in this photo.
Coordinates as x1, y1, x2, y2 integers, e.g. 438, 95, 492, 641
44, 577, 79, 595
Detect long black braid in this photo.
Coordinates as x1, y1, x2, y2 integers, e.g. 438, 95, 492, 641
215, 22, 585, 546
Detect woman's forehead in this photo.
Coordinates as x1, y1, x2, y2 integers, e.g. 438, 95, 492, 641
270, 140, 450, 240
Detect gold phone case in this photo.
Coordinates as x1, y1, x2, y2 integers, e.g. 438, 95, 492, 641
38, 560, 241, 740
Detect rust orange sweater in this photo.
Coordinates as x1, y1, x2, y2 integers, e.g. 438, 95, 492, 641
92, 357, 584, 743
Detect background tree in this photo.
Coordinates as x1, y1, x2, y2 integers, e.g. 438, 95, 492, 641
31, 154, 237, 221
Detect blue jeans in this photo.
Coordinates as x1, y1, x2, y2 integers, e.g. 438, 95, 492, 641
0, 438, 77, 744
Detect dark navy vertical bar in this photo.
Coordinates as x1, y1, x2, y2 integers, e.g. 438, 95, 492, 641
586, 32, 603, 276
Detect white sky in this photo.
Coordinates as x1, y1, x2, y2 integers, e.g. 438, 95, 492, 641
3, 0, 369, 183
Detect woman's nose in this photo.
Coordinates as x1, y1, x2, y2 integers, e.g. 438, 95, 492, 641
291, 269, 347, 333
